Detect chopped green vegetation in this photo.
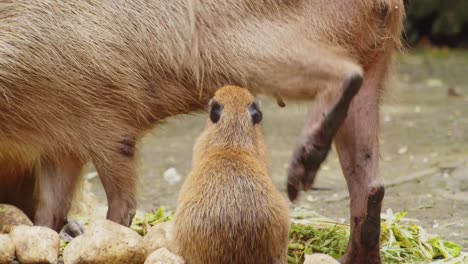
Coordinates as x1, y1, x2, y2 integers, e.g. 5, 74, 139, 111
288, 210, 465, 264
130, 207, 174, 235
288, 222, 349, 262
60, 240, 69, 252
0, 208, 6, 214
380, 212, 462, 263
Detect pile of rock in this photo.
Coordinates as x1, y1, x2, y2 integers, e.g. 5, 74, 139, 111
1, 204, 59, 264
1, 204, 339, 264
0, 204, 183, 264
63, 220, 183, 264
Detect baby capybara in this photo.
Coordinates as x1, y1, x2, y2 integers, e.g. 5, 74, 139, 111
173, 86, 290, 264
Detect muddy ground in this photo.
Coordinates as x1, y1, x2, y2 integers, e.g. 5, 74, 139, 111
83, 49, 468, 249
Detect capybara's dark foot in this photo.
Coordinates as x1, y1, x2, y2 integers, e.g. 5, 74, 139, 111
59, 218, 84, 242
287, 141, 330, 201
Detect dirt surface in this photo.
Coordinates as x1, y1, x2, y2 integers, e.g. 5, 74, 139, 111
85, 48, 468, 249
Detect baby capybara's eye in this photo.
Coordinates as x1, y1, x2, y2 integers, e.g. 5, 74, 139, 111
248, 101, 262, 125
209, 100, 223, 123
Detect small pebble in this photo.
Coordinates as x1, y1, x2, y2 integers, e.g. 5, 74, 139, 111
163, 168, 182, 185
304, 253, 339, 264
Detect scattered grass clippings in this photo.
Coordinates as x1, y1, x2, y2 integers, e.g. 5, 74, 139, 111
379, 211, 462, 263
130, 207, 174, 235
288, 209, 465, 264
60, 240, 69, 253
288, 221, 349, 263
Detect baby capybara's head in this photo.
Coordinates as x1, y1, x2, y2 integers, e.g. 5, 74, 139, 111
208, 85, 262, 126
192, 86, 267, 163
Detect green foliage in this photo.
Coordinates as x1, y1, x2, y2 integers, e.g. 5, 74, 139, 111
432, 1, 468, 36
60, 240, 69, 252
288, 222, 349, 263
380, 212, 462, 263
130, 207, 174, 235
405, 0, 468, 45
405, 0, 440, 19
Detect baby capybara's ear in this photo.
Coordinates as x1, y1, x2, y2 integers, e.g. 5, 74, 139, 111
209, 99, 223, 123
248, 100, 262, 125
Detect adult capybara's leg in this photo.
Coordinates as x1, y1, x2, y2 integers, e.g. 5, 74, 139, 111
287, 73, 363, 200
334, 53, 392, 264
0, 166, 36, 220
93, 135, 137, 227
34, 156, 84, 231
249, 40, 364, 101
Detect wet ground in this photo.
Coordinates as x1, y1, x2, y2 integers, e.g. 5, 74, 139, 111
85, 49, 468, 248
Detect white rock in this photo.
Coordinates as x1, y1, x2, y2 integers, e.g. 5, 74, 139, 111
10, 225, 59, 264
144, 248, 185, 264
397, 146, 408, 155
144, 222, 174, 255
163, 168, 182, 185
0, 234, 15, 264
63, 219, 146, 264
304, 253, 339, 264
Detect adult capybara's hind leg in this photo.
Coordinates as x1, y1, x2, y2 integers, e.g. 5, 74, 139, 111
0, 165, 36, 220
334, 53, 392, 264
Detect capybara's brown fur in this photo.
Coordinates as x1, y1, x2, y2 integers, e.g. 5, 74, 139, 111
173, 86, 290, 264
0, 1, 404, 262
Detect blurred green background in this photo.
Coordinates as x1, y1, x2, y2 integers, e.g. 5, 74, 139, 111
404, 0, 468, 47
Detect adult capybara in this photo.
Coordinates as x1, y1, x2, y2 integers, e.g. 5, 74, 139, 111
0, 1, 404, 262
173, 86, 290, 264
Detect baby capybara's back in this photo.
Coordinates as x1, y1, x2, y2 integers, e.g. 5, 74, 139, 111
174, 86, 290, 264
